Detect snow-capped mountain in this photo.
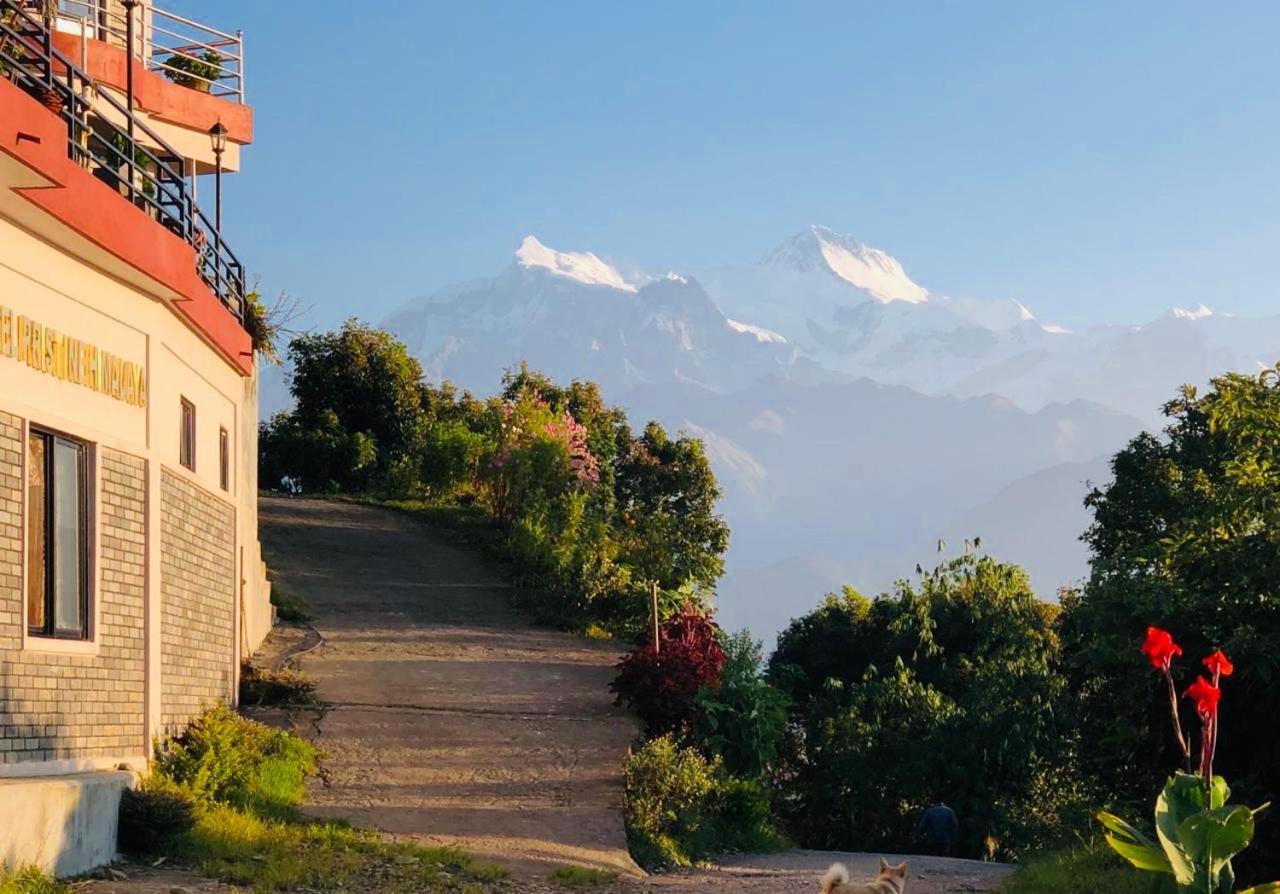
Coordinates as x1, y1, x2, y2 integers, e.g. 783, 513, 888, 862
699, 227, 1280, 424
374, 226, 1278, 642
384, 236, 828, 396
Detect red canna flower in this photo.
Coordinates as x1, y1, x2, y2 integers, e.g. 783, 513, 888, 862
1141, 626, 1183, 670
1185, 676, 1221, 717
1203, 650, 1234, 679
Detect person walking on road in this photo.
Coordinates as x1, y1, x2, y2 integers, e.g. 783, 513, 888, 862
916, 801, 959, 856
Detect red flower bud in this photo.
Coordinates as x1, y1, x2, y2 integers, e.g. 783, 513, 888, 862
1184, 676, 1221, 717
1141, 626, 1183, 670
1203, 650, 1234, 678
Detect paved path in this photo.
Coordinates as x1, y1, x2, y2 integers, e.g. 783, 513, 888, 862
258, 497, 641, 878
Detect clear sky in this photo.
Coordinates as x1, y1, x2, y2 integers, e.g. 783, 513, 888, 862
197, 1, 1280, 331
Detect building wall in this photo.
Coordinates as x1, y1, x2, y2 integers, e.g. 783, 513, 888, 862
0, 209, 269, 775
160, 468, 235, 735
0, 412, 147, 766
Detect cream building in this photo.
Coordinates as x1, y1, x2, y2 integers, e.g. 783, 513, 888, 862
0, 0, 271, 874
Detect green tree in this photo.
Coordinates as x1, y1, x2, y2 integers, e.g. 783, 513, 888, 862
769, 553, 1073, 859
1061, 365, 1280, 880
615, 421, 729, 600
287, 319, 427, 475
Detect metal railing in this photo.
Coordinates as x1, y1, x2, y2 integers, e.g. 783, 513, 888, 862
1, 0, 246, 320
52, 0, 243, 101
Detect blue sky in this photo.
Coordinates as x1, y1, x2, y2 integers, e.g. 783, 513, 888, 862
197, 1, 1280, 331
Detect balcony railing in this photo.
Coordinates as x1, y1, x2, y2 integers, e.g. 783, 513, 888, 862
1, 0, 246, 321
53, 0, 244, 102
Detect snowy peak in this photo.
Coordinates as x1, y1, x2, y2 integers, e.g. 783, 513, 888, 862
762, 225, 928, 304
515, 235, 636, 292
727, 319, 788, 344
1169, 304, 1214, 321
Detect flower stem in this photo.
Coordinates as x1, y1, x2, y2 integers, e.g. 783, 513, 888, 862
1164, 663, 1192, 772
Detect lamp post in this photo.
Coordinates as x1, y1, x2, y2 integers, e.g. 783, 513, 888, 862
122, 0, 138, 140
208, 121, 227, 234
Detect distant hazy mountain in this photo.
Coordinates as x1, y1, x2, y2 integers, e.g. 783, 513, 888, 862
700, 226, 1280, 425
384, 236, 834, 397
371, 229, 1274, 643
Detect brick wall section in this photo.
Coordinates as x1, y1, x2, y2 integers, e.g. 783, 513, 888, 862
160, 467, 235, 734
0, 411, 146, 764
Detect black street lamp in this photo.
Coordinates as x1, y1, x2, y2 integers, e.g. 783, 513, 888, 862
208, 120, 228, 235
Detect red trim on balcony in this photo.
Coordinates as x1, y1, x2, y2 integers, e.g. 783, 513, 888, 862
51, 33, 253, 144
1, 79, 253, 375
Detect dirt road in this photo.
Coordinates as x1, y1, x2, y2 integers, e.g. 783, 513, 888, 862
258, 497, 641, 877
247, 497, 1013, 894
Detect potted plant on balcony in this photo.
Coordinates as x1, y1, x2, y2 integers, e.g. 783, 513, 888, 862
163, 48, 223, 93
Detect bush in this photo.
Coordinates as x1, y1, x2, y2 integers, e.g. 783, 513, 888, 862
239, 664, 319, 707
622, 735, 784, 868
154, 706, 317, 818
0, 866, 69, 894
118, 774, 197, 855
1000, 843, 1149, 894
624, 734, 720, 868
694, 630, 789, 778
611, 609, 726, 735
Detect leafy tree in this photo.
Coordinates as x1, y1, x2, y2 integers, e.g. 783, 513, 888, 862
287, 319, 427, 475
694, 630, 790, 778
1061, 365, 1280, 879
615, 421, 730, 598
769, 553, 1073, 859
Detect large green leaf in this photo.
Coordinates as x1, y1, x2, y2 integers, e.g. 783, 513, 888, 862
1178, 804, 1254, 889
1238, 883, 1280, 894
1155, 778, 1202, 885
1098, 811, 1174, 874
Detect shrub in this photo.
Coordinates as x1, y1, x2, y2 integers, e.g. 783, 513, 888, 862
695, 630, 790, 778
0, 865, 69, 894
695, 775, 788, 856
239, 663, 319, 707
154, 706, 317, 818
624, 735, 720, 867
118, 774, 197, 855
611, 608, 726, 735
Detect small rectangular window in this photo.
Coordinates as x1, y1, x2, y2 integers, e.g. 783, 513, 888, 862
27, 428, 90, 640
219, 427, 229, 491
180, 397, 196, 471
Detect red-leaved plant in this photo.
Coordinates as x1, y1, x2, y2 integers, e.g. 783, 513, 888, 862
611, 608, 726, 735
1100, 627, 1277, 893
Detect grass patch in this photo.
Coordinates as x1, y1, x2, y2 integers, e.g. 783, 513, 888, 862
122, 706, 507, 892
1000, 843, 1149, 894
182, 806, 505, 893
239, 663, 319, 707
0, 867, 69, 894
549, 865, 619, 888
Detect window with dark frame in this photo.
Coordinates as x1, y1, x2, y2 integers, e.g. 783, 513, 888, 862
180, 397, 196, 471
219, 427, 229, 491
26, 428, 90, 641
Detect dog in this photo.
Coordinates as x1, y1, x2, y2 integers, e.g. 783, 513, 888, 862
819, 859, 909, 894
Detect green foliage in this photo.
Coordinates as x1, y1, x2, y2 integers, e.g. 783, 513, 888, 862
768, 552, 1074, 860
1061, 366, 1280, 879
622, 735, 784, 868
694, 630, 790, 778
548, 866, 619, 888
153, 705, 317, 819
163, 49, 223, 89
261, 331, 729, 638
0, 865, 71, 894
118, 773, 197, 855
136, 707, 506, 892
1000, 843, 1152, 894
